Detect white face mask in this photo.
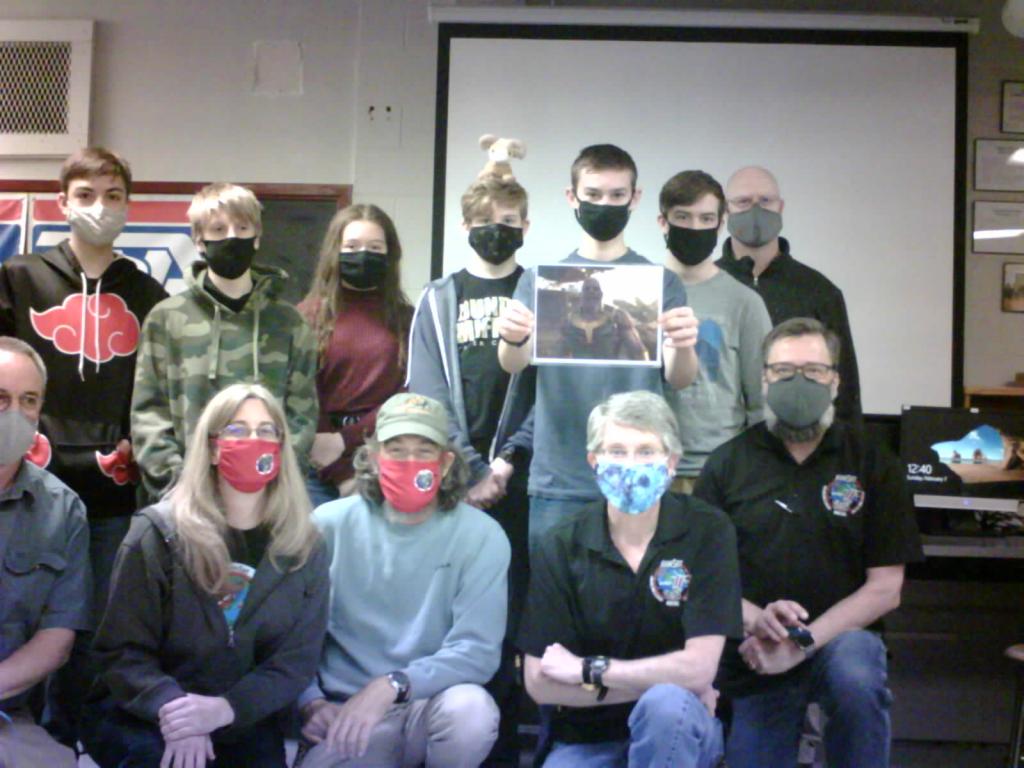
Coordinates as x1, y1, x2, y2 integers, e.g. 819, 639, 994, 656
67, 202, 127, 247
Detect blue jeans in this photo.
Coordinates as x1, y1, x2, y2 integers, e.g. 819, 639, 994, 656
544, 684, 723, 768
45, 515, 132, 747
528, 495, 596, 554
727, 630, 892, 768
306, 470, 340, 510
82, 696, 286, 768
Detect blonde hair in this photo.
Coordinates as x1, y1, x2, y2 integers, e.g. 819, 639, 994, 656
460, 177, 529, 223
187, 183, 263, 243
169, 383, 318, 595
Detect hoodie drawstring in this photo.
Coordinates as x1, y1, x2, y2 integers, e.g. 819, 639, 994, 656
94, 276, 102, 374
78, 272, 87, 380
77, 272, 105, 379
252, 304, 260, 380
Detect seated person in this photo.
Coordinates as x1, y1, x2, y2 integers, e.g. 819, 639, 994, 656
0, 336, 89, 768
518, 390, 742, 768
556, 276, 646, 361
299, 392, 510, 768
82, 383, 329, 768
694, 317, 922, 768
132, 182, 318, 503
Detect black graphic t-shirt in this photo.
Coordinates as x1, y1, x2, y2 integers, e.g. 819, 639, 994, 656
453, 267, 523, 459
218, 525, 270, 629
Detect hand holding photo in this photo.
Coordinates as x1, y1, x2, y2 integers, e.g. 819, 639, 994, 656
533, 264, 663, 367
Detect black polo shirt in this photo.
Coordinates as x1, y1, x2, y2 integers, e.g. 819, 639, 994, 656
694, 421, 922, 695
717, 237, 861, 421
517, 493, 743, 744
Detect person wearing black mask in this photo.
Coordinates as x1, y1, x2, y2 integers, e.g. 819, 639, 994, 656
408, 175, 535, 767
298, 204, 413, 508
496, 144, 699, 551
717, 166, 862, 421
693, 317, 921, 768
658, 170, 772, 494
132, 183, 318, 505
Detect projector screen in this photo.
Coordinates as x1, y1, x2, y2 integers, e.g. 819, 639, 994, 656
433, 25, 966, 416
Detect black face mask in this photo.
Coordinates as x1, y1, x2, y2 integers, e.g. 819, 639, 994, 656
665, 224, 718, 267
468, 223, 523, 265
339, 250, 388, 290
203, 237, 257, 280
575, 200, 631, 242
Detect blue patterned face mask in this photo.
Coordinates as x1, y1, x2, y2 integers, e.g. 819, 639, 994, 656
595, 461, 671, 515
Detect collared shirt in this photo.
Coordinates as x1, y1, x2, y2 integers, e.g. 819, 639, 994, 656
717, 237, 861, 421
517, 494, 743, 743
0, 461, 90, 709
694, 421, 922, 694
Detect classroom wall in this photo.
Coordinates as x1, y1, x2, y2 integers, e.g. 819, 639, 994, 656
2, 0, 1022, 395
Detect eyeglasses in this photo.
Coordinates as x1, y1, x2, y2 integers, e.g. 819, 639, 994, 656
764, 363, 836, 384
597, 447, 666, 462
727, 195, 780, 211
218, 421, 281, 441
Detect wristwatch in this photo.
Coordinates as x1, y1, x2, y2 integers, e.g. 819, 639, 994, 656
582, 656, 611, 701
386, 670, 411, 703
787, 626, 816, 658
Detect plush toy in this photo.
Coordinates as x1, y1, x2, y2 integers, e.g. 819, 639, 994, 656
478, 134, 526, 181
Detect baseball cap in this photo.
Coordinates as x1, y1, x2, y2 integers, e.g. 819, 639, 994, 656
375, 393, 449, 446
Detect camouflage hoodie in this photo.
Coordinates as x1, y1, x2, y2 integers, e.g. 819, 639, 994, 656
131, 261, 317, 503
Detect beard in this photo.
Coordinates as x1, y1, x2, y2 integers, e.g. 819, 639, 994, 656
764, 401, 835, 444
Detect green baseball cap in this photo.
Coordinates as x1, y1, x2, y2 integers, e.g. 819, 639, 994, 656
376, 393, 449, 446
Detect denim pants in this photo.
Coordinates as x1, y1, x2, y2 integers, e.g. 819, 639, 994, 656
306, 470, 340, 510
726, 630, 892, 768
528, 495, 596, 554
543, 684, 723, 768
82, 696, 286, 768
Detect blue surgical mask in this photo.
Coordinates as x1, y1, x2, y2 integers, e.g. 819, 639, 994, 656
595, 461, 671, 515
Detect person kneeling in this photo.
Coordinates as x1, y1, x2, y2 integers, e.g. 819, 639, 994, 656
517, 390, 742, 767
82, 384, 329, 768
299, 393, 510, 768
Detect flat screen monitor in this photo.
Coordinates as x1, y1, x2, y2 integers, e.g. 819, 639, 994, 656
900, 405, 1024, 534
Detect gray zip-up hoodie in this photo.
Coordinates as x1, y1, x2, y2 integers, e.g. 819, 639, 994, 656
406, 274, 534, 482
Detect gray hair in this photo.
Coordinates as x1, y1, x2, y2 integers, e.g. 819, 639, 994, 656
586, 390, 682, 455
352, 434, 471, 512
0, 336, 47, 392
762, 317, 840, 367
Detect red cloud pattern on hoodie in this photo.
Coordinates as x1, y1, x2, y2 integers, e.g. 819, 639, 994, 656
30, 293, 141, 363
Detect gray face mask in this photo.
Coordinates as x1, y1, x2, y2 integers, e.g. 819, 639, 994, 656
765, 374, 833, 429
0, 410, 37, 466
728, 204, 783, 248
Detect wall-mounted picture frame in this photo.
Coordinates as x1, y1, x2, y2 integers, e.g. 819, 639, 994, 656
1003, 81, 1024, 134
975, 139, 1024, 191
973, 201, 1024, 254
1002, 262, 1024, 313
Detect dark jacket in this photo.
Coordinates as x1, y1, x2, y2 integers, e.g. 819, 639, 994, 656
89, 503, 329, 735
717, 237, 862, 420
407, 275, 535, 482
0, 241, 167, 517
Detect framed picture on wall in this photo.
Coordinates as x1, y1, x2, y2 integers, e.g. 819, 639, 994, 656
1003, 81, 1024, 134
973, 201, 1024, 254
1002, 263, 1024, 313
975, 139, 1024, 191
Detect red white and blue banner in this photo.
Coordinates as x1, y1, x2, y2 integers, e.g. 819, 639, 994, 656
0, 195, 28, 265
28, 195, 199, 295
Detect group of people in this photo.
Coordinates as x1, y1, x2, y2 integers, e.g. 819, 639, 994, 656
0, 142, 920, 768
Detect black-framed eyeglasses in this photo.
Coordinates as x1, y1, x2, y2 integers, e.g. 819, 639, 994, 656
764, 362, 836, 384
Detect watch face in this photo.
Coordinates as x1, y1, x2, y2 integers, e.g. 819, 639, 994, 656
590, 656, 610, 673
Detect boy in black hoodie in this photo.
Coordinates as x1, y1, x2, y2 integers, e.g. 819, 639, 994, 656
0, 146, 167, 746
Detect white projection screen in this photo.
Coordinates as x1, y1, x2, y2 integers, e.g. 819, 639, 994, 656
432, 25, 967, 417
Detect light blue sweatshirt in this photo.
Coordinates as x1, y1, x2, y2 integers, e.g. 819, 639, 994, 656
300, 495, 510, 704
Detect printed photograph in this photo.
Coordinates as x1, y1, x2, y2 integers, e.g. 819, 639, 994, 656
533, 264, 663, 366
1002, 262, 1024, 312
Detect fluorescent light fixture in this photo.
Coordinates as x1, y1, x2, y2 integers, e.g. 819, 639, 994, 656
974, 228, 1024, 240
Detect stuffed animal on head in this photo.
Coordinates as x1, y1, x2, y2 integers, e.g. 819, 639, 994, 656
478, 134, 526, 181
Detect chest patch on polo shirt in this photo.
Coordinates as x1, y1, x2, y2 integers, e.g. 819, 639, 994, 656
822, 474, 865, 517
650, 559, 691, 607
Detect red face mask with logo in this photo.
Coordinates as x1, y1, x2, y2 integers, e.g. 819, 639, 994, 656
215, 439, 281, 493
378, 457, 442, 513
